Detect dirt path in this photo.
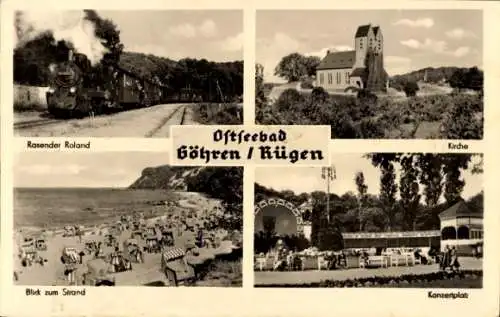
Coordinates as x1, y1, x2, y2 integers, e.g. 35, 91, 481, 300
14, 104, 189, 138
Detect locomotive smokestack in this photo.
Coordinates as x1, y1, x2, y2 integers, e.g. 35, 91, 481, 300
68, 49, 74, 62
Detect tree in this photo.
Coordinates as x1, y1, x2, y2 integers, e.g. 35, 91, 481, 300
354, 172, 368, 231
416, 154, 444, 207
449, 67, 483, 92
303, 56, 321, 77
441, 154, 471, 204
465, 67, 483, 92
256, 63, 265, 104
399, 155, 421, 230
379, 161, 397, 230
274, 53, 311, 82
310, 190, 327, 247
449, 68, 468, 91
317, 219, 344, 251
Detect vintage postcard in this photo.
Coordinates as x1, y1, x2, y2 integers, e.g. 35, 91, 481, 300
0, 0, 499, 316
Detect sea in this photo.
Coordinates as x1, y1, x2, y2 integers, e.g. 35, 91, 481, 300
14, 187, 174, 229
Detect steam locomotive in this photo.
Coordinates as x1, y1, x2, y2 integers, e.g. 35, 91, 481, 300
46, 49, 202, 118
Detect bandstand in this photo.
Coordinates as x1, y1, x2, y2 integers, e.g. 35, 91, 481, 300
439, 200, 483, 249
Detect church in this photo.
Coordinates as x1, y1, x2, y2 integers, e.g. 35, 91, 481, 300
316, 24, 388, 92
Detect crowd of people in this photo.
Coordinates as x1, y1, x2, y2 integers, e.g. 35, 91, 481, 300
254, 235, 474, 273
15, 203, 243, 286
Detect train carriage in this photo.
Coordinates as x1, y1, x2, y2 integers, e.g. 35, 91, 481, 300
45, 48, 172, 118
113, 70, 144, 109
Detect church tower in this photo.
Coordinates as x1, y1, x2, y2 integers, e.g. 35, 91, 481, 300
354, 24, 375, 68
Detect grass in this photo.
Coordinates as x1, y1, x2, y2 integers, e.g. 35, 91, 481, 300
201, 258, 243, 287
192, 103, 243, 125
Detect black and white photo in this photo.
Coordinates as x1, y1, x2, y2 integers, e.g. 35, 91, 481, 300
14, 10, 243, 137
14, 152, 243, 286
256, 10, 483, 139
254, 153, 483, 288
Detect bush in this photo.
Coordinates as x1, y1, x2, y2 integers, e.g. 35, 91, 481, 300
311, 87, 329, 104
442, 95, 483, 139
192, 103, 242, 125
255, 270, 483, 288
256, 88, 482, 139
404, 81, 419, 97
275, 88, 306, 112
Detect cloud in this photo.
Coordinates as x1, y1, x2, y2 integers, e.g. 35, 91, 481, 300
400, 38, 471, 58
400, 39, 421, 49
168, 20, 219, 39
445, 28, 476, 40
393, 18, 434, 28
400, 38, 447, 53
218, 32, 243, 51
199, 19, 217, 38
169, 23, 197, 38
257, 32, 301, 82
305, 45, 353, 58
452, 46, 471, 57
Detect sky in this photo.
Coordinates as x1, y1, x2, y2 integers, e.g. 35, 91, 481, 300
14, 152, 170, 188
255, 154, 482, 203
257, 10, 483, 83
99, 10, 243, 62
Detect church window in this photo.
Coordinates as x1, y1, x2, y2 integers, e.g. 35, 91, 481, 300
336, 72, 341, 84
319, 73, 324, 85
328, 73, 332, 84
345, 72, 349, 84
360, 40, 363, 49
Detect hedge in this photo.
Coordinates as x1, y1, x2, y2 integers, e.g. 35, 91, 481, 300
255, 270, 483, 288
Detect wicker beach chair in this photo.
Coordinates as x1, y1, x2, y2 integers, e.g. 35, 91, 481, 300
161, 247, 196, 286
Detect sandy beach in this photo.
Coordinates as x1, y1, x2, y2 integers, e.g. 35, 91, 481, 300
14, 191, 242, 287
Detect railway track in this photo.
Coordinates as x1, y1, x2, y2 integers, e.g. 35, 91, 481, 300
14, 118, 62, 130
145, 105, 187, 137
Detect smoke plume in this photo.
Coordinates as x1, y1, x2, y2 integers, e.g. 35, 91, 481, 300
15, 10, 108, 65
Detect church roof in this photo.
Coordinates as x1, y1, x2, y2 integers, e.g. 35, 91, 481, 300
439, 200, 482, 220
372, 26, 380, 36
355, 24, 372, 38
316, 50, 356, 70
